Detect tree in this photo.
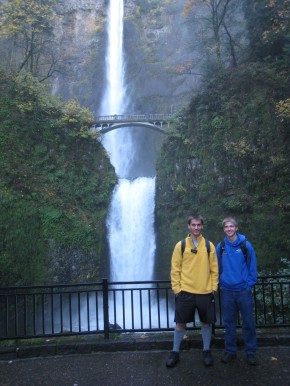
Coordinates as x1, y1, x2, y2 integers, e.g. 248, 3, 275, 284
0, 0, 59, 81
244, 0, 290, 60
183, 0, 240, 69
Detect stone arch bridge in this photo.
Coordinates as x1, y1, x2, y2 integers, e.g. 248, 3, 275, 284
91, 113, 173, 134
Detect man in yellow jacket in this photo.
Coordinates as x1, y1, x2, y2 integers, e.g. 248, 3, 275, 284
166, 214, 219, 368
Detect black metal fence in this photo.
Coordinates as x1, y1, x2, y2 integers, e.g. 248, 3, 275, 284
0, 275, 289, 340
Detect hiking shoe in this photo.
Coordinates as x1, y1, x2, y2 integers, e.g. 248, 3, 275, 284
221, 351, 237, 363
166, 351, 179, 368
203, 350, 214, 366
247, 354, 258, 366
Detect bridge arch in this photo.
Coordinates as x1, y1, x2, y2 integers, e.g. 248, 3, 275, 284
91, 121, 168, 135
91, 113, 173, 135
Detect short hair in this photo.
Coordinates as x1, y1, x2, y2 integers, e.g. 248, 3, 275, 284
222, 217, 238, 227
188, 214, 204, 225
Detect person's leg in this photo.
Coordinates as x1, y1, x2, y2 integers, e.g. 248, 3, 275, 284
237, 289, 257, 364
173, 323, 186, 351
166, 323, 186, 367
198, 294, 215, 366
221, 290, 238, 354
201, 323, 212, 351
166, 291, 195, 368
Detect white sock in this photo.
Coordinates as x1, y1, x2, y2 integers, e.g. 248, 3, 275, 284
201, 324, 212, 351
173, 329, 185, 352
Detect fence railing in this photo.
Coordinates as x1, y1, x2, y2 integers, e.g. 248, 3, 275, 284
94, 113, 173, 123
0, 275, 289, 340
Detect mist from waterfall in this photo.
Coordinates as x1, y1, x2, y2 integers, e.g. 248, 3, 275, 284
100, 0, 156, 282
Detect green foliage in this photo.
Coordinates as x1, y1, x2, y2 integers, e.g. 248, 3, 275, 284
255, 258, 290, 325
0, 0, 59, 80
0, 0, 56, 38
244, 0, 290, 61
156, 60, 290, 275
61, 100, 94, 138
0, 71, 117, 285
0, 185, 48, 285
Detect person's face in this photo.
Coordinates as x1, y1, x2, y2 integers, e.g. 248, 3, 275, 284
223, 221, 238, 239
188, 219, 203, 238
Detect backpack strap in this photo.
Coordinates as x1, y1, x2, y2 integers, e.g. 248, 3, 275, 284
181, 238, 210, 259
181, 238, 186, 257
219, 240, 225, 259
240, 239, 248, 262
205, 238, 210, 258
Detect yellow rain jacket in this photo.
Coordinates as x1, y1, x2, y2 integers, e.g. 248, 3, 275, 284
171, 234, 219, 295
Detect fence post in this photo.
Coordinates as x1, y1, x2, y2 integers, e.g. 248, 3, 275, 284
102, 278, 110, 339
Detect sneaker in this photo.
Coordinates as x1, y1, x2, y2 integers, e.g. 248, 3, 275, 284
203, 350, 214, 366
221, 351, 237, 364
166, 351, 179, 368
247, 354, 258, 366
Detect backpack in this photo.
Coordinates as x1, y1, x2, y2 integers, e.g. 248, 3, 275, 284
219, 239, 248, 262
181, 238, 211, 259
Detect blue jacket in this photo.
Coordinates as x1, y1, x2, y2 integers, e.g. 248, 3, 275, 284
216, 233, 257, 291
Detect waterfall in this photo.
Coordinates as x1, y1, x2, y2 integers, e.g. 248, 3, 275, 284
100, 0, 156, 282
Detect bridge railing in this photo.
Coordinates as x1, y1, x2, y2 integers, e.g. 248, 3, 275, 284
94, 113, 173, 123
0, 275, 289, 340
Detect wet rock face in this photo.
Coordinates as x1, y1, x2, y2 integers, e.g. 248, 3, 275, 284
0, 0, 247, 113
52, 0, 200, 113
52, 0, 247, 114
55, 0, 105, 13
51, 0, 107, 110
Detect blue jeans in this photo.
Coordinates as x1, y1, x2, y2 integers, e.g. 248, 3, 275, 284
221, 289, 257, 354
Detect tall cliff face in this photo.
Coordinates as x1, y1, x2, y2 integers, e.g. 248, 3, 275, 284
52, 0, 199, 114
52, 0, 248, 115
123, 0, 201, 113
0, 0, 248, 115
51, 0, 107, 113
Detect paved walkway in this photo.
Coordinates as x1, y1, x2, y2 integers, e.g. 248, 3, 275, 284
1, 346, 290, 386
1, 332, 290, 386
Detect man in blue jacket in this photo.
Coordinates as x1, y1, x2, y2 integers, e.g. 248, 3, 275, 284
216, 217, 258, 366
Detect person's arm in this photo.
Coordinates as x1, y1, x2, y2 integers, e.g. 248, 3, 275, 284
171, 242, 182, 294
247, 241, 258, 288
209, 242, 219, 292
